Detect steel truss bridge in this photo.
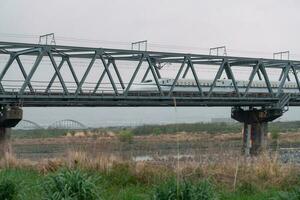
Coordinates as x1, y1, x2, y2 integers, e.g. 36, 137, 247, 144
0, 41, 299, 108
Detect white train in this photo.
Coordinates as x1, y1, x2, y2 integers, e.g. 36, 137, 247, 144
130, 78, 300, 94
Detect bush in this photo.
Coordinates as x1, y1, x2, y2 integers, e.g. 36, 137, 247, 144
42, 169, 100, 200
237, 181, 258, 195
272, 186, 300, 200
153, 179, 218, 200
118, 130, 134, 143
153, 179, 192, 200
271, 129, 280, 141
193, 180, 218, 200
0, 179, 17, 200
108, 163, 137, 186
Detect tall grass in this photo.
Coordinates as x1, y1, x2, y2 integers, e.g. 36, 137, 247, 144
42, 169, 100, 200
0, 179, 17, 200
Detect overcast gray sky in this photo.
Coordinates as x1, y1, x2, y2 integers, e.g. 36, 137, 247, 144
1, 0, 300, 127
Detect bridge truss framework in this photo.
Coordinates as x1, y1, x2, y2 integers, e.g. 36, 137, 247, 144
0, 41, 299, 107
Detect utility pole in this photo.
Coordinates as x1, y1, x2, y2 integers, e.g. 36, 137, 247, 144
209, 46, 227, 56
39, 33, 56, 45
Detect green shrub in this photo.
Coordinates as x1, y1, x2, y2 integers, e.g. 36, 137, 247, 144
153, 179, 192, 200
193, 179, 218, 200
118, 130, 134, 143
42, 169, 100, 200
272, 186, 300, 200
108, 163, 137, 186
0, 179, 17, 200
153, 179, 217, 200
237, 181, 258, 195
271, 129, 280, 141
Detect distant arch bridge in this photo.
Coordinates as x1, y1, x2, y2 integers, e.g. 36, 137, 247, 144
48, 119, 88, 130
14, 119, 88, 130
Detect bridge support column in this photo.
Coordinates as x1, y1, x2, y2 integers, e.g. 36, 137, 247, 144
0, 106, 23, 158
231, 107, 282, 155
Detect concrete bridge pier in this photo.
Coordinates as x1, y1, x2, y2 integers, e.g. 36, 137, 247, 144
231, 107, 282, 155
0, 106, 23, 158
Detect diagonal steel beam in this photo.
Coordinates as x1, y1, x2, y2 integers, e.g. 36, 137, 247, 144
279, 68, 291, 81
75, 52, 97, 95
99, 54, 118, 95
47, 52, 69, 95
257, 69, 262, 80
65, 57, 81, 93
15, 56, 34, 93
244, 62, 260, 97
182, 63, 190, 78
259, 63, 273, 95
153, 62, 161, 79
111, 59, 125, 89
0, 54, 15, 93
45, 57, 65, 93
291, 65, 300, 92
0, 55, 15, 82
124, 54, 144, 96
141, 67, 150, 83
208, 60, 226, 97
225, 62, 240, 97
168, 57, 187, 96
92, 60, 112, 94
277, 64, 291, 96
19, 51, 44, 95
187, 57, 203, 96
146, 55, 163, 95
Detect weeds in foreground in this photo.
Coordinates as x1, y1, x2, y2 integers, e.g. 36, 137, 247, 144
42, 169, 100, 200
153, 179, 218, 200
0, 179, 17, 200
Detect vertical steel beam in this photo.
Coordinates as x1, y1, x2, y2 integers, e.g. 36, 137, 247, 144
15, 56, 34, 93
291, 65, 300, 92
124, 54, 144, 96
99, 54, 119, 95
45, 56, 67, 94
111, 59, 125, 89
187, 57, 203, 96
75, 52, 97, 95
277, 64, 291, 96
19, 51, 44, 95
168, 57, 187, 96
244, 62, 260, 97
146, 56, 163, 95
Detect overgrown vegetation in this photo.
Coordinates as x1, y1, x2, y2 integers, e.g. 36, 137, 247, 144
12, 121, 300, 139
0, 179, 17, 200
117, 130, 134, 143
42, 169, 100, 200
0, 151, 298, 200
153, 179, 218, 200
